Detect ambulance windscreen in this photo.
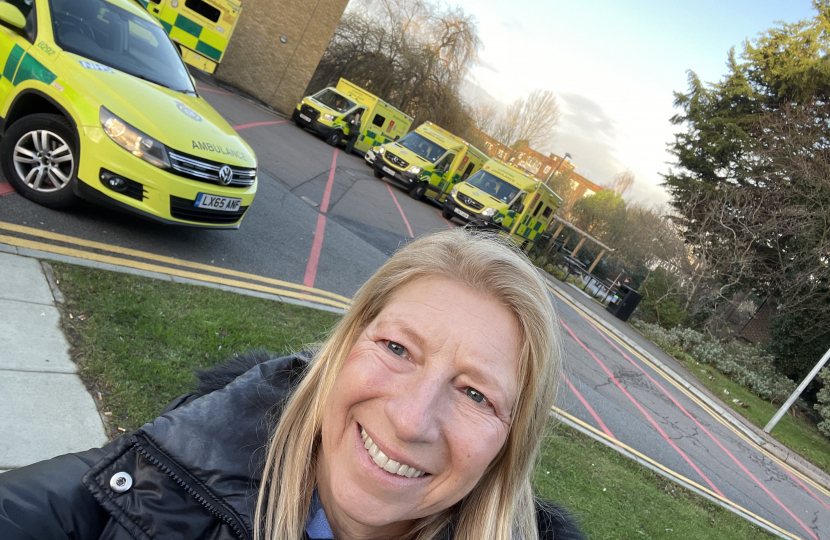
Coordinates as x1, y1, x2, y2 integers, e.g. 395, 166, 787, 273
312, 89, 355, 113
397, 133, 447, 163
466, 171, 520, 204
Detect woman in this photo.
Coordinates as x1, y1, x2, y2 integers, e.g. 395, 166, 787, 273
0, 229, 583, 540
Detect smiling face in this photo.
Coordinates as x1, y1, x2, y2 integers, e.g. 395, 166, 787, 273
317, 277, 522, 538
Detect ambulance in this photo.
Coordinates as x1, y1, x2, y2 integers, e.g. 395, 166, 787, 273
372, 122, 487, 201
443, 159, 562, 251
138, 0, 242, 74
0, 0, 257, 228
293, 79, 413, 152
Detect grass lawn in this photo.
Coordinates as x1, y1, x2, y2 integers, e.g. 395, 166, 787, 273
54, 263, 773, 538
646, 334, 830, 474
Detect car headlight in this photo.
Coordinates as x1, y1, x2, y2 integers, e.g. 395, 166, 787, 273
100, 107, 170, 169
323, 114, 336, 121
450, 186, 459, 197
408, 166, 422, 174
481, 207, 497, 217
377, 146, 386, 154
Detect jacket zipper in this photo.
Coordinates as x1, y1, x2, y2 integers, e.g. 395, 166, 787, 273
130, 435, 250, 540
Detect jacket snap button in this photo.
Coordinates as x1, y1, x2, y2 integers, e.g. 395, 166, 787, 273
109, 472, 133, 493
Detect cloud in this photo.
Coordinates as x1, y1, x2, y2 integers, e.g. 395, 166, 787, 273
501, 19, 524, 33
559, 92, 618, 141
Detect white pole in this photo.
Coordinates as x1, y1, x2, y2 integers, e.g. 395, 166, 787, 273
763, 346, 830, 434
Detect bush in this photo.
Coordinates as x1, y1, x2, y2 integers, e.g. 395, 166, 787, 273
768, 311, 830, 383
632, 321, 797, 405
816, 369, 830, 438
637, 268, 690, 329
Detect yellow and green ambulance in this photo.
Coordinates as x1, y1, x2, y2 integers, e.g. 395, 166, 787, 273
0, 0, 257, 228
138, 0, 241, 74
372, 121, 487, 201
443, 159, 562, 251
293, 78, 413, 152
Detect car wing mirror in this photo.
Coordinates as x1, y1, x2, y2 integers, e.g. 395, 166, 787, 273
0, 4, 26, 29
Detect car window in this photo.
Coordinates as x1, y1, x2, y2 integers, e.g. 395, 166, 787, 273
4, 0, 36, 42
49, 0, 194, 93
467, 170, 521, 203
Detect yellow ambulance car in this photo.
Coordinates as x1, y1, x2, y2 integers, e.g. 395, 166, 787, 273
138, 0, 241, 74
443, 159, 562, 251
372, 121, 487, 201
293, 78, 413, 152
0, 0, 257, 228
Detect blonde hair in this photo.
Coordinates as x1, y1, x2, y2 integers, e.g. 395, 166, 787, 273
255, 229, 561, 540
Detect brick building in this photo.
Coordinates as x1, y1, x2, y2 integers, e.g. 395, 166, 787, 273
215, 0, 349, 115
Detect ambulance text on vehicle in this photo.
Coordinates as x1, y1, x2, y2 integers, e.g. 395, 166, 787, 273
138, 0, 241, 74
293, 78, 413, 152
443, 159, 562, 251
372, 121, 487, 202
0, 0, 257, 228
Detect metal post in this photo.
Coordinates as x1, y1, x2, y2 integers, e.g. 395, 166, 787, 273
763, 346, 830, 433
544, 153, 572, 185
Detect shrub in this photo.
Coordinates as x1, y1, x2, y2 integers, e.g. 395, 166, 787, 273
768, 311, 830, 383
816, 369, 830, 438
632, 320, 797, 405
637, 268, 690, 329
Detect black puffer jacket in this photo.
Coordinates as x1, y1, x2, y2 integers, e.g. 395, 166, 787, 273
0, 353, 585, 540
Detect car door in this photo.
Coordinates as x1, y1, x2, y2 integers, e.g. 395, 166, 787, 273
0, 0, 36, 112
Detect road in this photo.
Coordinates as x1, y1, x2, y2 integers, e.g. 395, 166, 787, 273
0, 77, 828, 539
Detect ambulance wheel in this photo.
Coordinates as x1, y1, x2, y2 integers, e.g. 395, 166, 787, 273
442, 205, 454, 220
373, 169, 383, 179
1, 113, 79, 209
326, 131, 342, 147
291, 110, 300, 124
409, 182, 426, 200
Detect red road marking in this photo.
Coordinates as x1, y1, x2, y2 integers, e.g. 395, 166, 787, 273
561, 321, 727, 499
583, 317, 830, 517
0, 182, 14, 196
384, 182, 414, 238
197, 86, 233, 96
232, 120, 287, 131
563, 374, 615, 438
436, 209, 453, 229
302, 150, 339, 288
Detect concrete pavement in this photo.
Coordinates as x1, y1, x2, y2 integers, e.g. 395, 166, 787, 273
0, 251, 107, 472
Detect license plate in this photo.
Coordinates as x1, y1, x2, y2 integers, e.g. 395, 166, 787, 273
299, 113, 310, 122
382, 166, 396, 176
195, 193, 242, 212
453, 208, 470, 219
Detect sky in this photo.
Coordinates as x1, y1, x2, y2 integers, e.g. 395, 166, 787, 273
450, 0, 818, 204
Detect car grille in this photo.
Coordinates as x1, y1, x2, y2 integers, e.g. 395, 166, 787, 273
300, 104, 320, 121
168, 150, 256, 188
384, 151, 409, 169
170, 195, 248, 224
457, 192, 484, 211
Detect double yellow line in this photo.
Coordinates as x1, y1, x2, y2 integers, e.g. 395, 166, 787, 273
553, 407, 801, 540
0, 221, 352, 311
548, 284, 830, 501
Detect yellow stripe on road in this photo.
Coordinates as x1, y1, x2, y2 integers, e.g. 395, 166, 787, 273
553, 406, 803, 540
0, 221, 352, 305
0, 234, 350, 311
548, 284, 830, 500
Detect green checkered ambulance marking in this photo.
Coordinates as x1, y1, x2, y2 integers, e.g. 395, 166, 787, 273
12, 53, 56, 86
2, 44, 24, 83
150, 8, 228, 62
361, 130, 392, 147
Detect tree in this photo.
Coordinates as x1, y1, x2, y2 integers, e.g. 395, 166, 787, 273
488, 89, 560, 153
608, 169, 635, 197
569, 190, 626, 238
306, 0, 483, 137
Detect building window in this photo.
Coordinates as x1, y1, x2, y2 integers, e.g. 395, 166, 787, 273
543, 165, 551, 174
372, 114, 386, 127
